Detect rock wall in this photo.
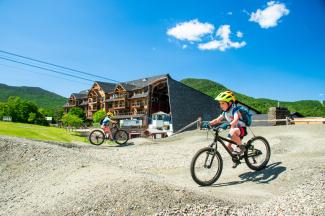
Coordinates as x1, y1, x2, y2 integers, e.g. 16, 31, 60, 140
268, 107, 290, 126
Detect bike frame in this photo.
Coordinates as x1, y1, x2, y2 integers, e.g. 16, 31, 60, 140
210, 129, 244, 160
103, 125, 118, 140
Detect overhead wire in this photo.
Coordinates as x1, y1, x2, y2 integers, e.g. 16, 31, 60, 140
0, 49, 120, 83
0, 56, 95, 82
0, 62, 93, 86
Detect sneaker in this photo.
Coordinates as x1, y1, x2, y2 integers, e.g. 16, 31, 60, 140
232, 161, 240, 168
232, 146, 246, 156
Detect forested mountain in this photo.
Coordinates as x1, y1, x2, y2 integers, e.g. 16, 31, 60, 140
1, 80, 324, 117
181, 78, 325, 117
0, 83, 67, 110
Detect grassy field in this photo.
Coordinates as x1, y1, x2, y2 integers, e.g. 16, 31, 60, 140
0, 121, 88, 143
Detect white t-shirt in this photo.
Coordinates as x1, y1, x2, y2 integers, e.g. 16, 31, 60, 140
222, 104, 246, 127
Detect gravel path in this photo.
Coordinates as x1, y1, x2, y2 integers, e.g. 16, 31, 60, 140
0, 125, 324, 215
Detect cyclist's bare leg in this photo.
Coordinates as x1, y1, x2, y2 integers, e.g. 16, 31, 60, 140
101, 125, 113, 139
106, 127, 113, 139
228, 128, 242, 152
227, 143, 234, 152
230, 128, 242, 144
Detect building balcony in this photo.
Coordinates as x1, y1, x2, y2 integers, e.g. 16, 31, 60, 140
130, 103, 144, 108
106, 97, 126, 102
63, 103, 76, 108
129, 92, 148, 99
113, 106, 126, 110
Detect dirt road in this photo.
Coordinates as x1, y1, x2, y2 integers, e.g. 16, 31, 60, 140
0, 125, 324, 215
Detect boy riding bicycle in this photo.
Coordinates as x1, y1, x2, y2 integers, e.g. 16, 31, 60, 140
101, 111, 118, 140
209, 91, 247, 166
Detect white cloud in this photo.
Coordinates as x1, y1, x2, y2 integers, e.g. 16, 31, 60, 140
198, 25, 246, 51
167, 19, 214, 41
227, 12, 233, 15
182, 44, 188, 49
249, 1, 289, 29
198, 40, 221, 50
236, 31, 243, 38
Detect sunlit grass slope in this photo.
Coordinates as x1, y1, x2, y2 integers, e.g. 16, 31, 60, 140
0, 121, 87, 143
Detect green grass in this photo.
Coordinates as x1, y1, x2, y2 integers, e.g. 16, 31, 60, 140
0, 121, 88, 143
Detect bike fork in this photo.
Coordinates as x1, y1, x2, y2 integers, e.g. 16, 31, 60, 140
204, 150, 216, 168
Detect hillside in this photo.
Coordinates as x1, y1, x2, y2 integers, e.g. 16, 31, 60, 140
181, 78, 325, 117
0, 83, 67, 110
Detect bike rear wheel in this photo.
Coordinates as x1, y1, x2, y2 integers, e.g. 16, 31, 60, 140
244, 136, 271, 171
114, 130, 129, 145
190, 147, 223, 186
89, 130, 105, 145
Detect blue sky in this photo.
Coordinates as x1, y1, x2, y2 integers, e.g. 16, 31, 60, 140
0, 0, 324, 102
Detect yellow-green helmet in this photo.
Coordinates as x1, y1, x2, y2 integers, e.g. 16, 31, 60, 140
107, 111, 114, 117
215, 90, 236, 103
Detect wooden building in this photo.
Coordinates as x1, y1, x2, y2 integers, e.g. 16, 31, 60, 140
64, 90, 88, 114
64, 74, 222, 132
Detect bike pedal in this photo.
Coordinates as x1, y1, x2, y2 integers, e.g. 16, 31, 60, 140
232, 158, 241, 164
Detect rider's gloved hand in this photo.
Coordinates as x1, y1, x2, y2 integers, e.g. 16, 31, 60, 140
201, 121, 211, 129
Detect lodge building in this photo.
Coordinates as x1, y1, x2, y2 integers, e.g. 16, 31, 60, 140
64, 74, 260, 133
64, 74, 222, 132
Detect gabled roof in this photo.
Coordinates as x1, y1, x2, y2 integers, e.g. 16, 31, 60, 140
119, 83, 137, 91
95, 74, 169, 93
79, 90, 89, 94
123, 74, 169, 90
95, 81, 116, 93
71, 92, 88, 99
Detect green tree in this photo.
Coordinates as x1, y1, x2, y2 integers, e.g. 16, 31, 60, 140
6, 96, 22, 122
3, 96, 49, 125
68, 107, 85, 120
54, 108, 64, 123
92, 109, 106, 123
0, 102, 8, 119
28, 112, 37, 123
20, 101, 39, 123
62, 113, 83, 128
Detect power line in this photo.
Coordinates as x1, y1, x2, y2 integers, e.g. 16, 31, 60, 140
0, 49, 120, 83
0, 56, 95, 82
0, 62, 93, 86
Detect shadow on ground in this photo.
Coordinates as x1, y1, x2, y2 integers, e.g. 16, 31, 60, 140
102, 141, 135, 148
211, 162, 286, 187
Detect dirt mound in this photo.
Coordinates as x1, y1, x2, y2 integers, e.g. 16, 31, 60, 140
0, 125, 324, 215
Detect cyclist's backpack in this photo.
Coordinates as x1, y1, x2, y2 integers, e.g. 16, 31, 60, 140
99, 118, 105, 125
232, 106, 252, 126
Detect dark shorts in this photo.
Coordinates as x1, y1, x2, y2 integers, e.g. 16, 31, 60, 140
239, 127, 247, 138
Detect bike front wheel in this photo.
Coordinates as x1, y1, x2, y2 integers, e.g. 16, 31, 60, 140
114, 130, 129, 145
89, 129, 105, 145
244, 136, 271, 171
190, 147, 223, 186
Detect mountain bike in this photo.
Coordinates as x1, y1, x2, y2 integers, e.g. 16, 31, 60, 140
190, 123, 271, 186
88, 124, 129, 145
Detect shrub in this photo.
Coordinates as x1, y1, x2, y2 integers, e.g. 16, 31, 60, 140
92, 109, 106, 123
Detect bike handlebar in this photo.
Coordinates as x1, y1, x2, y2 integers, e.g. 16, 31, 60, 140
203, 122, 230, 131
